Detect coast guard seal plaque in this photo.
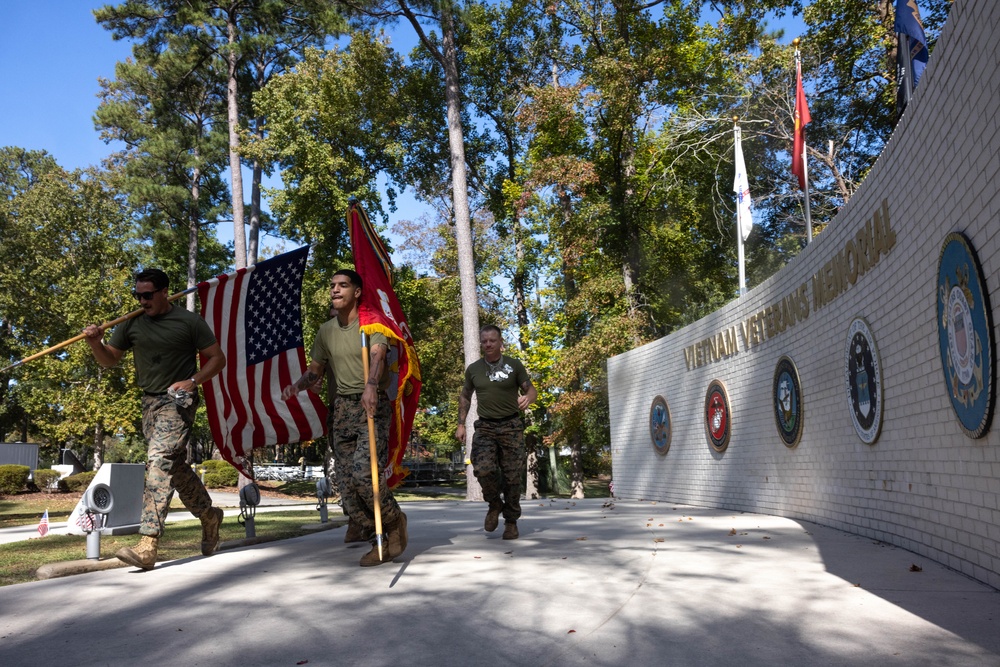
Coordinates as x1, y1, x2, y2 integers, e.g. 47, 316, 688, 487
937, 232, 995, 438
704, 379, 731, 452
773, 356, 803, 447
845, 317, 883, 444
649, 395, 671, 455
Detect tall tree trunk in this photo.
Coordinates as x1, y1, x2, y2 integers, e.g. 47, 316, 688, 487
186, 160, 201, 312
440, 7, 483, 502
249, 156, 262, 266
620, 143, 643, 347
93, 420, 105, 470
248, 61, 266, 266
512, 215, 539, 499
227, 11, 247, 270
557, 187, 585, 498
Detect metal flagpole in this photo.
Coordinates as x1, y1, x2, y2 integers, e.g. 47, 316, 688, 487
795, 42, 813, 244
1, 286, 199, 373
360, 330, 385, 561
897, 32, 914, 119
734, 119, 747, 296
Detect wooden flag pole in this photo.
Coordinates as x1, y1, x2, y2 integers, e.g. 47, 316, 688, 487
0, 286, 198, 374
361, 330, 385, 561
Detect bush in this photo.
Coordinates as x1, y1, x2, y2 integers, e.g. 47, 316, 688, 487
200, 459, 239, 488
0, 465, 30, 496
32, 469, 61, 493
63, 471, 98, 493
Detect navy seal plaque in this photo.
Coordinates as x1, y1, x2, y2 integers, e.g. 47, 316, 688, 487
773, 356, 803, 447
845, 317, 883, 444
937, 232, 995, 438
649, 395, 671, 455
704, 379, 731, 452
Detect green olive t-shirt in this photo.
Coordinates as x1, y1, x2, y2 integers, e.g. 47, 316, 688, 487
463, 355, 529, 420
108, 306, 217, 394
311, 317, 388, 397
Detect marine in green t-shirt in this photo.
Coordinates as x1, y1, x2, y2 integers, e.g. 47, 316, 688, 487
456, 324, 538, 541
109, 306, 218, 394
282, 268, 407, 568
83, 268, 227, 571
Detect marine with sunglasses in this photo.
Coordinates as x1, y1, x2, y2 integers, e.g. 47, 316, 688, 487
82, 268, 226, 570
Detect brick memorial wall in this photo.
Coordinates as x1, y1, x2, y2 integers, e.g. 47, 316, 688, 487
608, 0, 1000, 588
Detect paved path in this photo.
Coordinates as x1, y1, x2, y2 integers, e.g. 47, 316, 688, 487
2, 498, 1000, 666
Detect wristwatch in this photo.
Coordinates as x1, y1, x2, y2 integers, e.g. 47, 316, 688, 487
189, 377, 199, 387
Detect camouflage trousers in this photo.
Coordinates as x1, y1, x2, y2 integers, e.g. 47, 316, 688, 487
139, 393, 212, 537
471, 416, 526, 522
331, 395, 402, 533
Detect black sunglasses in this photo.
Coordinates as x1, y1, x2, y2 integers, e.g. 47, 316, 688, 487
133, 290, 160, 301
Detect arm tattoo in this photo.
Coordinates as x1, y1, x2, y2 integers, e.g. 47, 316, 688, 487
457, 391, 472, 423
297, 370, 320, 391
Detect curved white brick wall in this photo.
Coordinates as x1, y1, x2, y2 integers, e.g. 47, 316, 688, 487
608, 0, 1000, 588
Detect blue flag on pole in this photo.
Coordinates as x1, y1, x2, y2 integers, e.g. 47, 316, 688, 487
895, 0, 929, 87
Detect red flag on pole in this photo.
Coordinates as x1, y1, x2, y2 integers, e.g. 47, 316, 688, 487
792, 59, 812, 191
348, 199, 421, 489
197, 247, 328, 476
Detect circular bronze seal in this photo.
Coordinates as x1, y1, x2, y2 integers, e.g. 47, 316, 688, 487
704, 379, 731, 452
773, 356, 803, 447
937, 232, 995, 438
649, 395, 671, 455
845, 317, 883, 445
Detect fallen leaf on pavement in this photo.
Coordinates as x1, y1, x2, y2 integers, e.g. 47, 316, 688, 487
910, 564, 922, 572
728, 528, 737, 536
653, 538, 664, 543
576, 536, 588, 541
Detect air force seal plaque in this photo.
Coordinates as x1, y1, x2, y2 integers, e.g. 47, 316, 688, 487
704, 379, 731, 452
649, 395, 671, 455
937, 232, 995, 438
845, 317, 883, 445
773, 356, 803, 447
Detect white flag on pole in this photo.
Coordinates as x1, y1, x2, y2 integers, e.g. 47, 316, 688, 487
733, 127, 753, 241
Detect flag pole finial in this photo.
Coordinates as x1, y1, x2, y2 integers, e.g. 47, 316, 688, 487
732, 115, 739, 124
792, 37, 800, 47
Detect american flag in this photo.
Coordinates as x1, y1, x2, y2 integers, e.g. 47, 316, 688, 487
77, 510, 97, 533
37, 509, 49, 537
198, 247, 328, 475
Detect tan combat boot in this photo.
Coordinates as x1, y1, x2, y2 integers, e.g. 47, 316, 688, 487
344, 518, 367, 543
484, 504, 501, 533
201, 507, 224, 556
502, 520, 519, 540
359, 513, 408, 567
385, 512, 408, 559
359, 541, 385, 567
116, 535, 159, 570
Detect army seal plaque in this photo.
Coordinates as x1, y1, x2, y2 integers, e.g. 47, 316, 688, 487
773, 356, 803, 447
845, 317, 883, 444
937, 232, 995, 438
649, 395, 671, 455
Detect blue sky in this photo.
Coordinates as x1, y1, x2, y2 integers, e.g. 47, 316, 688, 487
0, 1, 423, 256
0, 2, 132, 171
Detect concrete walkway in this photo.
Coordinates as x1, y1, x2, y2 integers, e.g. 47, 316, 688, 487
2, 498, 999, 666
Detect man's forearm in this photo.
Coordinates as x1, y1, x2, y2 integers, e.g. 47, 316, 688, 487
457, 392, 471, 423
367, 344, 387, 386
296, 369, 321, 392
